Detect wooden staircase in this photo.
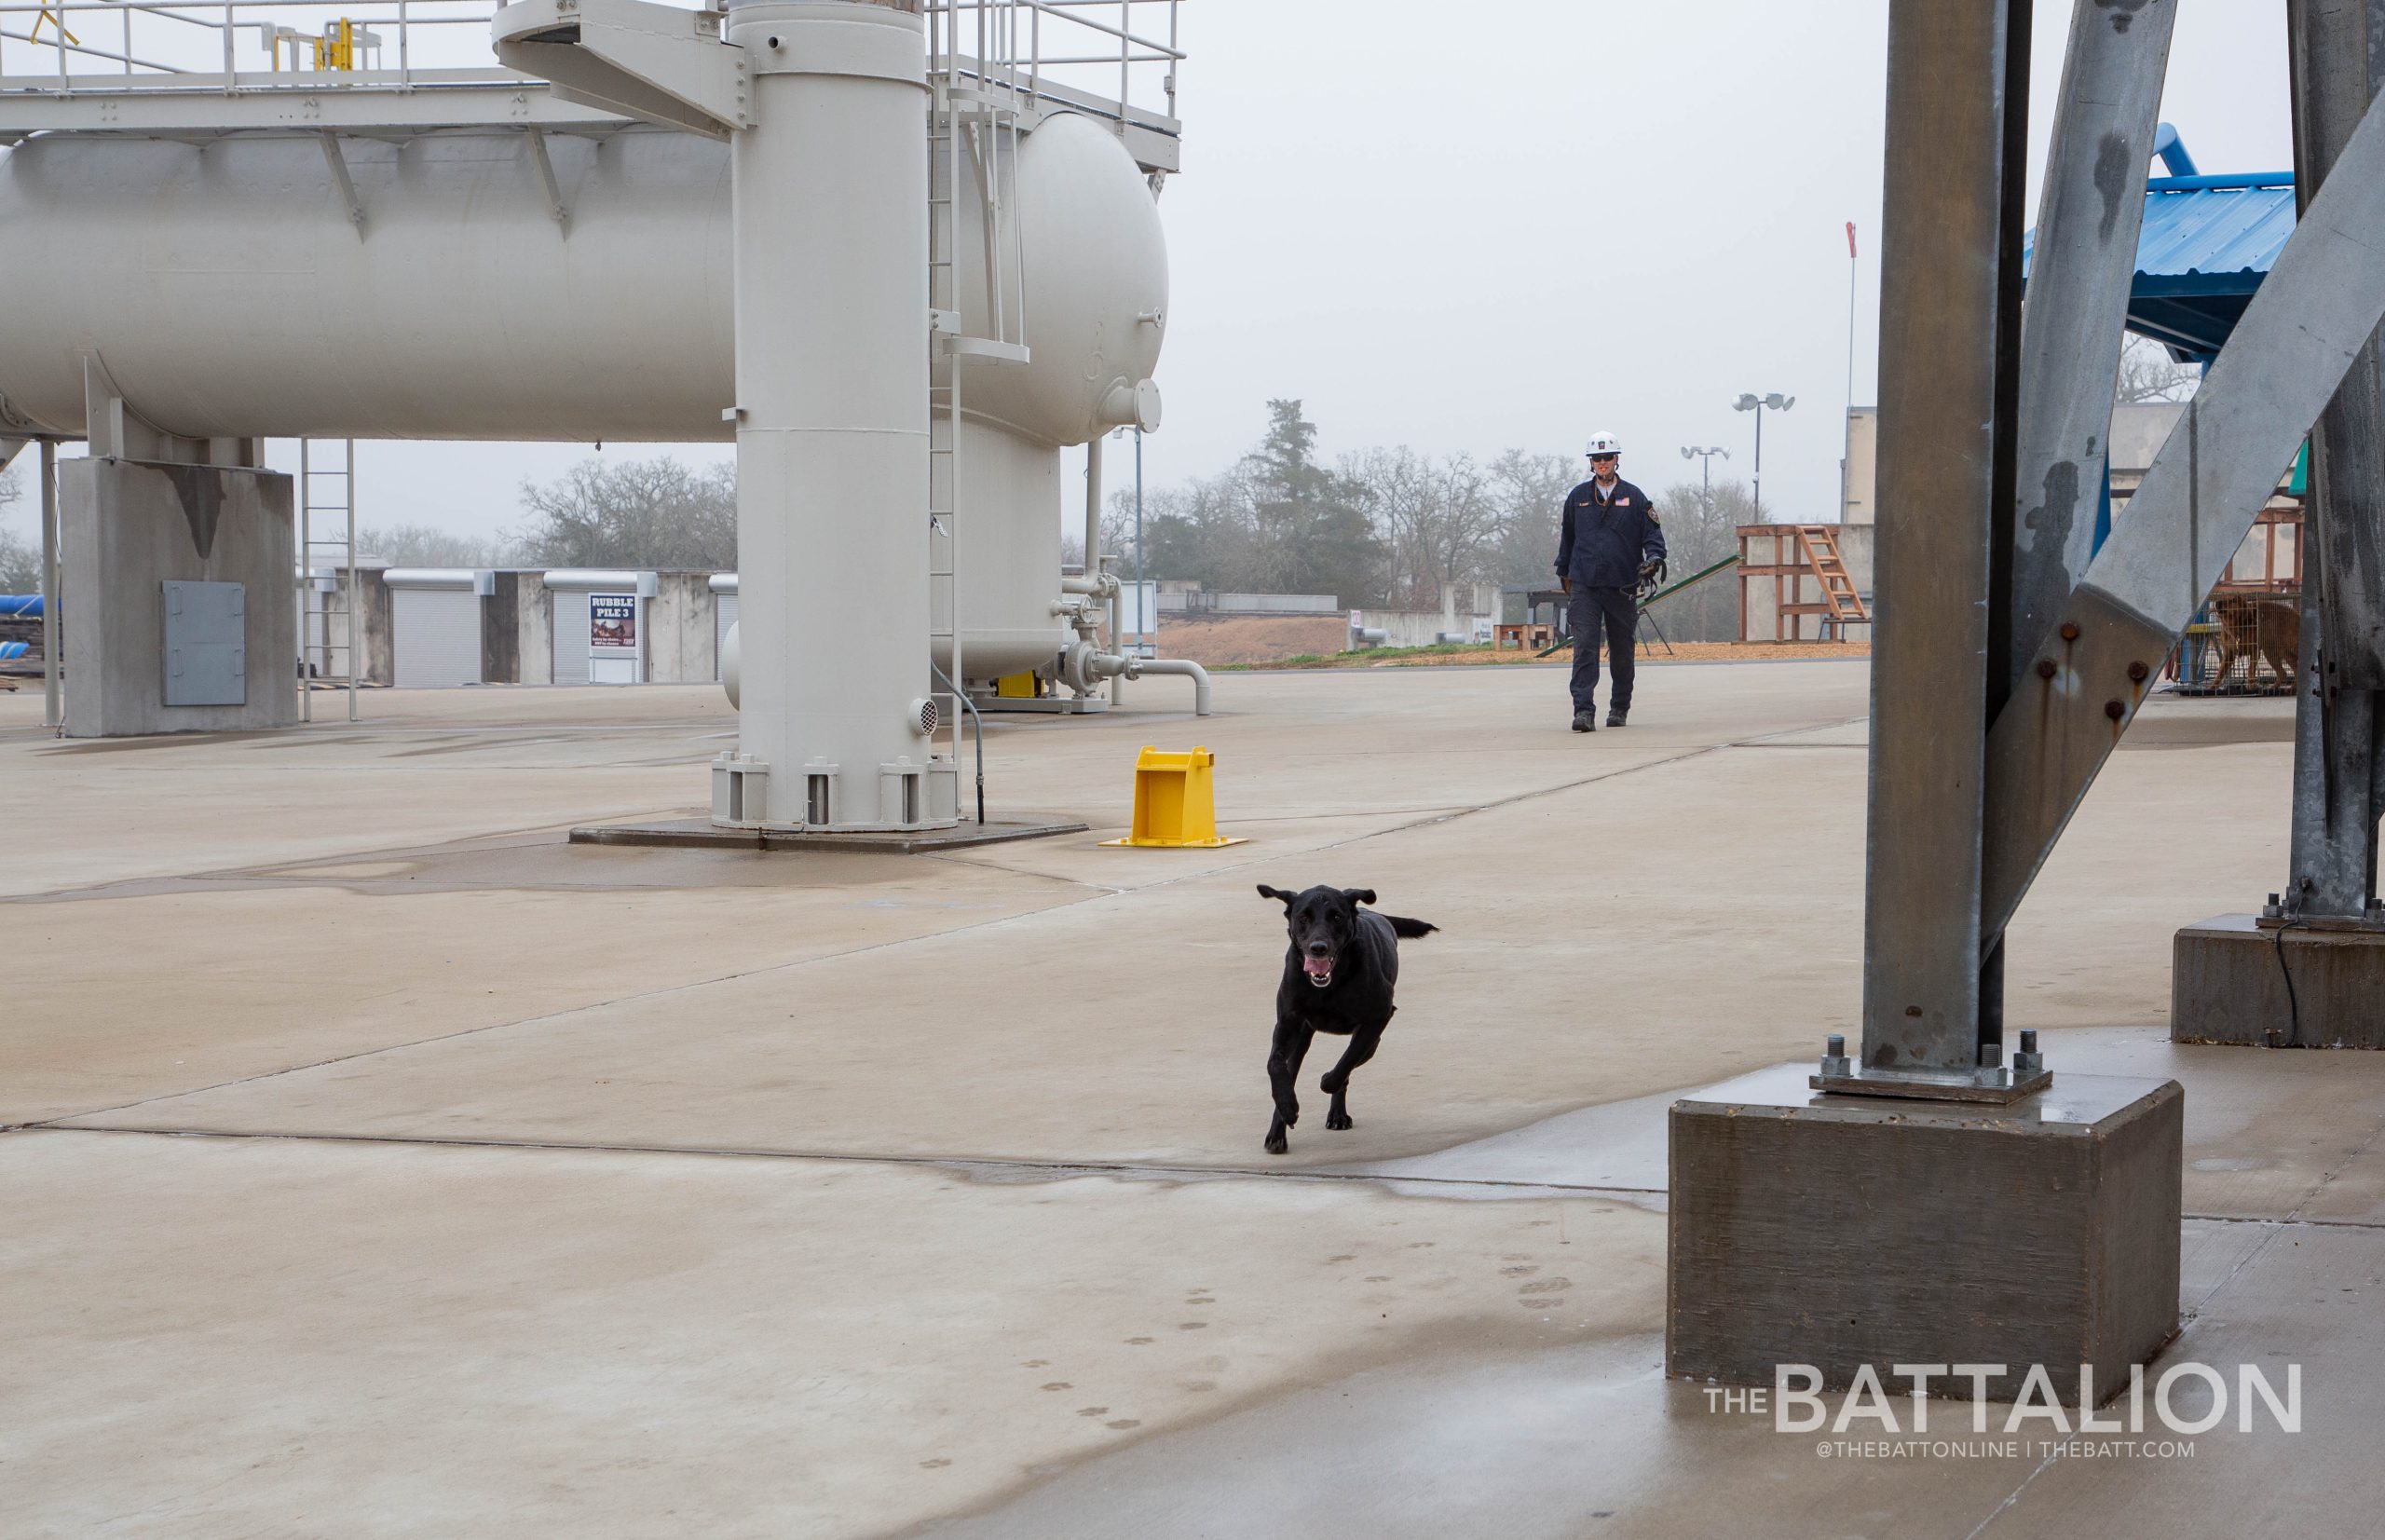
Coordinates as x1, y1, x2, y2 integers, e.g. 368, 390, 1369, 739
1736, 523, 1873, 642
1788, 525, 1870, 634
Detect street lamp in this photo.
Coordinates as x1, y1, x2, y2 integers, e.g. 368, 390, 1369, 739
1731, 392, 1794, 522
1680, 445, 1730, 524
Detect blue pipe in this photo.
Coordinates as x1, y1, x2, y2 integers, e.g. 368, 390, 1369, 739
2152, 123, 2200, 178
2146, 172, 2293, 193
0, 641, 28, 661
0, 594, 43, 619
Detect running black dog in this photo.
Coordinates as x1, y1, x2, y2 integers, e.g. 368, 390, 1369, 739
1255, 884, 1438, 1154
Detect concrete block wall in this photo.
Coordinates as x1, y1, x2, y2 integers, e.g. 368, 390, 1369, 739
61, 458, 298, 736
646, 572, 717, 683
309, 565, 393, 686
1353, 581, 1497, 649
515, 572, 553, 685
479, 570, 717, 686
484, 572, 524, 684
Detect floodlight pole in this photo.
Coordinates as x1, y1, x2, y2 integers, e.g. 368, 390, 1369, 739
1733, 393, 1792, 522
1842, 222, 1858, 521
1680, 444, 1728, 525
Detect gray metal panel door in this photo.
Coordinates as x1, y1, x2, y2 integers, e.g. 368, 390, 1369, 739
715, 594, 739, 680
392, 588, 483, 688
552, 590, 591, 686
161, 579, 246, 706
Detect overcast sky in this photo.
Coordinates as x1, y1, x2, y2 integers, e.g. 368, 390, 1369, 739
7, 0, 2302, 549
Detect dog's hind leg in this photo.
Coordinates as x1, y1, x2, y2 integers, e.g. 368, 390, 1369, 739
1319, 1028, 1383, 1131
1266, 1020, 1314, 1155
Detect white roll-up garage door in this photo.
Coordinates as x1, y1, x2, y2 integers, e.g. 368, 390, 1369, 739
714, 595, 739, 680
392, 589, 482, 687
552, 590, 592, 686
385, 569, 492, 688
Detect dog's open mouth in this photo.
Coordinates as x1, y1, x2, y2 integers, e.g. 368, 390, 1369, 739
1302, 955, 1334, 988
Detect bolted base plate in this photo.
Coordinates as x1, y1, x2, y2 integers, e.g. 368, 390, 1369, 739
1809, 1063, 2053, 1104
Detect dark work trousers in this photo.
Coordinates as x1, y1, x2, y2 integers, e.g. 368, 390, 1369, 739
1567, 585, 1638, 714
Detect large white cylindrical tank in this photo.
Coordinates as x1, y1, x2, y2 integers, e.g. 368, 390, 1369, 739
0, 111, 1165, 450
935, 416, 1064, 682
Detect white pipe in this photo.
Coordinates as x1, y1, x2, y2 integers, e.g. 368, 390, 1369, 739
345, 436, 357, 723
1133, 657, 1209, 715
39, 439, 57, 730
1086, 648, 1209, 715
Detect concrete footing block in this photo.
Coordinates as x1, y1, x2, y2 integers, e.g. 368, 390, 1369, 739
1667, 1066, 2181, 1405
2173, 914, 2385, 1049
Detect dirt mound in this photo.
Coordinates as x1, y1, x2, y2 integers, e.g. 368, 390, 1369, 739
1154, 615, 1348, 666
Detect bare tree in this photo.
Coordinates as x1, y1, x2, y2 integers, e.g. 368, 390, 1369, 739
1345, 446, 1505, 608
0, 470, 37, 593
1486, 448, 1579, 589
513, 457, 737, 568
1653, 478, 1757, 642
360, 523, 525, 568
2116, 334, 2200, 403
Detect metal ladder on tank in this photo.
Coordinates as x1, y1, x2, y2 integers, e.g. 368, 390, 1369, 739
926, 0, 1033, 824
297, 438, 361, 722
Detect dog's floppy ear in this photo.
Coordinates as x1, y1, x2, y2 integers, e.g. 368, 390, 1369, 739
1257, 884, 1294, 906
1342, 888, 1377, 906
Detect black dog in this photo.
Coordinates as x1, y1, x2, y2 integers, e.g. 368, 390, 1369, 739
1255, 884, 1438, 1154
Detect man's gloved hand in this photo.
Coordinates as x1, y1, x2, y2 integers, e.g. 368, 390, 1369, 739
1560, 577, 1572, 595
1637, 559, 1665, 593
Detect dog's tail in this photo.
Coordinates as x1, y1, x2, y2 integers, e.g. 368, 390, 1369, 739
1384, 915, 1438, 939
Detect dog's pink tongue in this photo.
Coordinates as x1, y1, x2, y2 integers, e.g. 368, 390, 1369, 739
1302, 956, 1332, 976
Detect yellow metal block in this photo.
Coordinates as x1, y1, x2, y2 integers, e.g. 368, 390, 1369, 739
1099, 744, 1248, 849
996, 671, 1040, 699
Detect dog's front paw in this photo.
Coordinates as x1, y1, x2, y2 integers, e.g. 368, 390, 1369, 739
1326, 1110, 1353, 1131
1264, 1128, 1289, 1154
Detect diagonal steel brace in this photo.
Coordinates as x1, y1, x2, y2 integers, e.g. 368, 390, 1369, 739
1980, 87, 2385, 947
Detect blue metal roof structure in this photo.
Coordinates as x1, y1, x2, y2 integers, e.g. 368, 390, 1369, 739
2124, 173, 2296, 361
2021, 126, 2294, 363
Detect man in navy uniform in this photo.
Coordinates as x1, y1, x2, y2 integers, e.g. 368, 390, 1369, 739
1554, 431, 1666, 730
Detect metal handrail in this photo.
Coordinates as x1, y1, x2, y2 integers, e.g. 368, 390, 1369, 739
3, 0, 1178, 144
1, 0, 492, 89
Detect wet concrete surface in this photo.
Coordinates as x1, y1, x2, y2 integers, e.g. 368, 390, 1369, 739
3, 675, 2376, 1536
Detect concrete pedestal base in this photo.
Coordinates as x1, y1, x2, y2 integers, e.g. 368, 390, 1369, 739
1668, 1065, 2181, 1404
61, 457, 296, 737
2173, 914, 2385, 1048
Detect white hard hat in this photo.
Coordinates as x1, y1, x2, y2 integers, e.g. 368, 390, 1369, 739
1586, 432, 1622, 457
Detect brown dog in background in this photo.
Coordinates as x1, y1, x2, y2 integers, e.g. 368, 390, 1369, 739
2212, 596, 2300, 688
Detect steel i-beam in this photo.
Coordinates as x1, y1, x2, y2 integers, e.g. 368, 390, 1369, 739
2283, 0, 2385, 919
1847, 0, 2030, 1094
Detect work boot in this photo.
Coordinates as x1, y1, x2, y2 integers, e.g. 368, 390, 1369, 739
1607, 707, 1629, 728
1571, 710, 1596, 733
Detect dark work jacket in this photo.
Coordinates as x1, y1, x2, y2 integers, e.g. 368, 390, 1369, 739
1556, 477, 1667, 589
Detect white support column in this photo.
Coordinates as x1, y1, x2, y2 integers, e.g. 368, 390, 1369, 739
723, 0, 945, 830
40, 440, 59, 729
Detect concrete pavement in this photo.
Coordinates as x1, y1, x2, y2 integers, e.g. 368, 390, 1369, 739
3, 666, 2378, 1537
